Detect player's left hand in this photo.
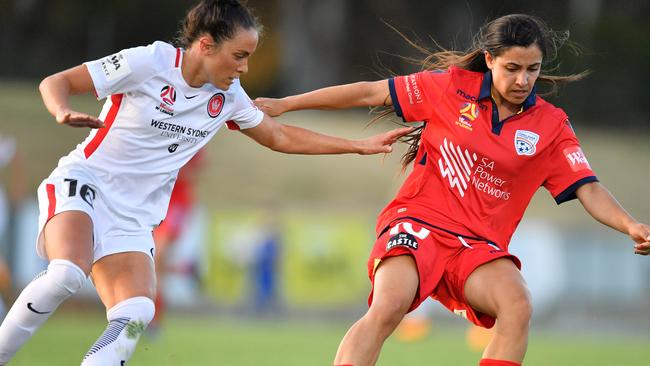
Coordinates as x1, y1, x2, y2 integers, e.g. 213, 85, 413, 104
56, 108, 105, 128
629, 222, 650, 255
355, 126, 414, 155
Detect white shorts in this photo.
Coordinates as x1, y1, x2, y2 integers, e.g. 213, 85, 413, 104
36, 167, 155, 263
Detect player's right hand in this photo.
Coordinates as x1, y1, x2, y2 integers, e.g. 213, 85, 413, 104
56, 109, 105, 128
630, 222, 650, 256
254, 97, 289, 117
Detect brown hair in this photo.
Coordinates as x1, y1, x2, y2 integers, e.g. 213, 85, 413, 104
388, 14, 588, 169
177, 0, 261, 48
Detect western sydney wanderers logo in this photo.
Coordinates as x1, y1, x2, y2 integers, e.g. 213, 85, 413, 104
514, 130, 540, 156
207, 93, 225, 118
456, 102, 479, 131
438, 138, 478, 197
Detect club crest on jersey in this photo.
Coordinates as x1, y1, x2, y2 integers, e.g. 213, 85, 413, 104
207, 93, 225, 118
455, 102, 478, 131
514, 130, 540, 156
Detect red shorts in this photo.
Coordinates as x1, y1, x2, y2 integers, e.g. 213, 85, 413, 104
154, 200, 191, 243
367, 218, 521, 328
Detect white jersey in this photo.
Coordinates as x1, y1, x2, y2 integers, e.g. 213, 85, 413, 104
52, 41, 263, 233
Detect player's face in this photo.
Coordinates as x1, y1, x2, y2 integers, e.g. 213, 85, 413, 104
485, 45, 542, 109
204, 28, 259, 90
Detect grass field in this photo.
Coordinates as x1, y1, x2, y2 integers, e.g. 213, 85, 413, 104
9, 309, 650, 366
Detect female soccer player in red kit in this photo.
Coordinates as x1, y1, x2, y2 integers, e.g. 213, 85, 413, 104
0, 0, 411, 364
255, 14, 650, 366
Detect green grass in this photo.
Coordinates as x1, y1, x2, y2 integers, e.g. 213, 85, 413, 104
10, 310, 650, 365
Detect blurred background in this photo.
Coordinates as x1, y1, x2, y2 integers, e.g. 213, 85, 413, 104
0, 0, 649, 365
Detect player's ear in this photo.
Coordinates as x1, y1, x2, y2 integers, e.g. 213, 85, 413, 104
198, 35, 217, 54
484, 51, 495, 70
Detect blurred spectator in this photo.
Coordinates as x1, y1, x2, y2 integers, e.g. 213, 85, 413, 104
150, 150, 205, 334
0, 134, 27, 319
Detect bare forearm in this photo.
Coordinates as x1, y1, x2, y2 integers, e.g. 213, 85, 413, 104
284, 81, 389, 112
269, 125, 359, 154
577, 182, 637, 235
39, 74, 72, 117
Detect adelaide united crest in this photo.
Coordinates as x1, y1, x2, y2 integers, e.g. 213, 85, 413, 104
514, 130, 540, 156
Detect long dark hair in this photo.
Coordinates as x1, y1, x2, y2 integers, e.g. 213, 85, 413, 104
388, 14, 588, 169
177, 0, 261, 48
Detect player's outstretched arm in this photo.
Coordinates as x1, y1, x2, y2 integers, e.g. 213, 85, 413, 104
241, 113, 412, 155
254, 80, 391, 117
39, 65, 104, 129
576, 182, 650, 255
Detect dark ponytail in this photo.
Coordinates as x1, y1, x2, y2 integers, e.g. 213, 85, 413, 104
178, 0, 261, 48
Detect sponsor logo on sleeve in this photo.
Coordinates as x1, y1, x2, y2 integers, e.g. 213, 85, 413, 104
563, 146, 591, 172
404, 74, 424, 105
100, 53, 131, 81
515, 130, 540, 156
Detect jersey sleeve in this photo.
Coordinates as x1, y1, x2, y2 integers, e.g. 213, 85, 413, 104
84, 42, 168, 100
388, 70, 448, 122
226, 84, 264, 130
542, 119, 598, 204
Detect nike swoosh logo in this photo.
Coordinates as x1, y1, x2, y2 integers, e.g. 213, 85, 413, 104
184, 94, 198, 99
27, 302, 51, 314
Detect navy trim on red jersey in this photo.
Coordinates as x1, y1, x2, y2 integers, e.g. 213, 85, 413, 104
479, 71, 537, 135
388, 78, 405, 120
554, 176, 599, 204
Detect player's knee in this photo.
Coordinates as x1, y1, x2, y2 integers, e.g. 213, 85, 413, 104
45, 259, 87, 295
367, 297, 412, 329
499, 293, 533, 328
108, 296, 155, 329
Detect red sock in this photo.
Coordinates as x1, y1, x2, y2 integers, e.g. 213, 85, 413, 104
479, 359, 521, 366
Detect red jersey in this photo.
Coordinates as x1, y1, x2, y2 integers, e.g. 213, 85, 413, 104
379, 67, 597, 249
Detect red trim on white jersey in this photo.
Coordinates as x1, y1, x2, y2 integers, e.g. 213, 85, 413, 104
225, 120, 240, 130
46, 184, 56, 220
175, 48, 181, 68
84, 94, 124, 158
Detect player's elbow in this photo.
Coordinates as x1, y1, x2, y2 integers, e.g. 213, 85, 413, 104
38, 75, 54, 96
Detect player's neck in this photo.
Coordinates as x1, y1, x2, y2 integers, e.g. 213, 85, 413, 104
180, 49, 207, 88
491, 88, 521, 120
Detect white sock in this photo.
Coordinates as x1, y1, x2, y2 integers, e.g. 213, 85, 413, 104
81, 296, 155, 366
0, 259, 86, 364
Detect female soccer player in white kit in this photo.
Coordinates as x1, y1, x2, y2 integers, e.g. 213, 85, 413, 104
0, 1, 411, 364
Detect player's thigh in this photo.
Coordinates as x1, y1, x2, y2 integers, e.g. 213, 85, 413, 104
371, 255, 419, 314
43, 210, 94, 274
464, 258, 530, 317
92, 251, 156, 309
